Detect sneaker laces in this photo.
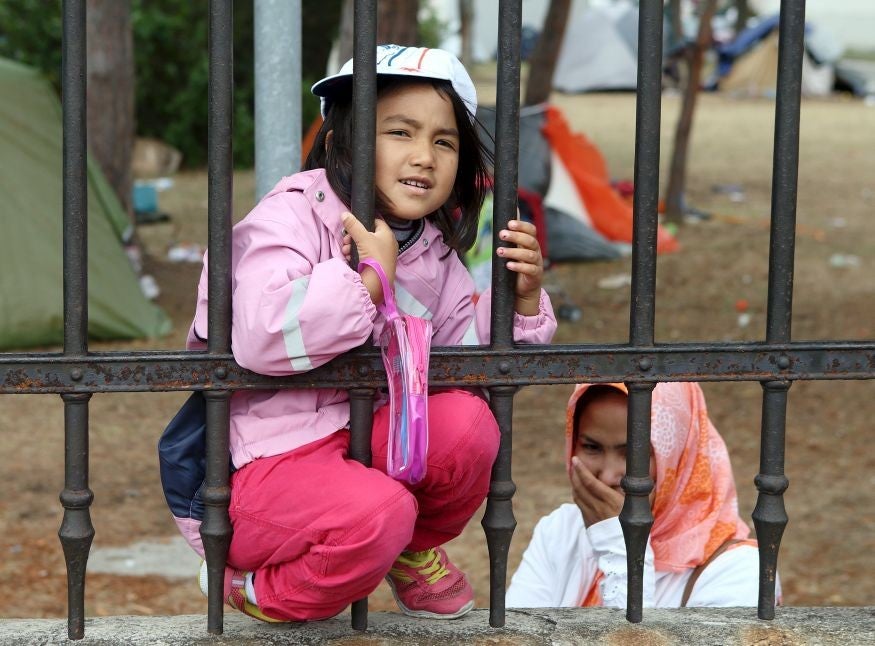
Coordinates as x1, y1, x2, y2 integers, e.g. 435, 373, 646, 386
390, 548, 450, 585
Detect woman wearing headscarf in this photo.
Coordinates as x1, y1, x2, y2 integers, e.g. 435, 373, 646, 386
506, 382, 779, 608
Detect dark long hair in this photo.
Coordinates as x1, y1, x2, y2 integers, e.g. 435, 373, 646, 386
304, 76, 493, 255
573, 386, 628, 443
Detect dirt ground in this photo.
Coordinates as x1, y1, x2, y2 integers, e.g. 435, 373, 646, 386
2, 87, 875, 620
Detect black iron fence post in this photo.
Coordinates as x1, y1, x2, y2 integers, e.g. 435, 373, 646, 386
201, 0, 235, 635
59, 0, 94, 640
481, 0, 522, 629
620, 0, 663, 624
347, 0, 377, 631
754, 0, 806, 620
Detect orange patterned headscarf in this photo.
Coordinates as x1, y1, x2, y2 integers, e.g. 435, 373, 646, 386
566, 382, 750, 605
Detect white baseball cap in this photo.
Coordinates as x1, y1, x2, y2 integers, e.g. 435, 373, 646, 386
311, 44, 477, 119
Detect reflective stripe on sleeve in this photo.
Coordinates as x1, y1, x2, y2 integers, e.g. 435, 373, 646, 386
282, 275, 314, 371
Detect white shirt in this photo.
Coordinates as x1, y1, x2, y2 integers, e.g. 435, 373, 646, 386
506, 503, 774, 608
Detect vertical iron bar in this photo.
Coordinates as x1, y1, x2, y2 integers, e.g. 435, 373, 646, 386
620, 0, 663, 623
754, 0, 805, 620
348, 387, 374, 630
629, 0, 662, 348
62, 0, 88, 357
481, 385, 518, 627
349, 0, 376, 631
350, 0, 377, 237
207, 0, 234, 357
489, 0, 522, 346
348, 389, 375, 469
618, 383, 654, 623
59, 394, 94, 641
752, 381, 790, 619
59, 1, 94, 640
482, 0, 521, 629
202, 0, 234, 635
765, 0, 804, 344
201, 390, 232, 633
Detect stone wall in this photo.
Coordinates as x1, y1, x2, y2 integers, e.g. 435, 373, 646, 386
2, 607, 873, 645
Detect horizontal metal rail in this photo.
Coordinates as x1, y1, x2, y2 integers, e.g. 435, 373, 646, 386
2, 342, 874, 393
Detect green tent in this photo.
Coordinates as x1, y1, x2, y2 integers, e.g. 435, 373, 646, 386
0, 57, 170, 350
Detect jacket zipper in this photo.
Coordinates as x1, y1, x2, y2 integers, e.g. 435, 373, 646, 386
397, 219, 425, 255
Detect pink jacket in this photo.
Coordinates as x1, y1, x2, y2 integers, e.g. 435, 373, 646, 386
187, 169, 557, 469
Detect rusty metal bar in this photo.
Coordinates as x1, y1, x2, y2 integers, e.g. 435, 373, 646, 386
62, 0, 88, 357
59, 1, 94, 640
482, 0, 522, 629
753, 380, 790, 618
765, 0, 804, 346
620, 0, 664, 622
202, 0, 234, 634
59, 393, 94, 641
754, 0, 806, 621
349, 0, 377, 631
207, 0, 234, 357
348, 386, 375, 629
4, 342, 875, 394
628, 0, 663, 349
619, 383, 655, 623
350, 0, 376, 235
201, 390, 232, 633
482, 385, 518, 627
489, 0, 522, 349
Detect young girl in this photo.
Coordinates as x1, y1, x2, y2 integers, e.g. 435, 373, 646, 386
185, 44, 557, 622
507, 382, 780, 608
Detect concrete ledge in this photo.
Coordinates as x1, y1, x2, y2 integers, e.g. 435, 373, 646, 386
1, 607, 873, 645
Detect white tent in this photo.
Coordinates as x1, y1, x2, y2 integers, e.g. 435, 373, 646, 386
430, 0, 629, 64
553, 2, 641, 93
751, 0, 875, 53
720, 31, 835, 98
717, 16, 844, 98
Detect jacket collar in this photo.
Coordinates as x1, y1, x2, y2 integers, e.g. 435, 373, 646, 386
262, 169, 345, 238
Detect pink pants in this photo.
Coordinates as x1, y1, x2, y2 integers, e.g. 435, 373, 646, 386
226, 389, 500, 621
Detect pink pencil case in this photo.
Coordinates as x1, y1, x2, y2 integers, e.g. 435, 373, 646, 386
359, 258, 431, 485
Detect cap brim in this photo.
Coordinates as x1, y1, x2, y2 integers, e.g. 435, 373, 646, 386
311, 73, 352, 99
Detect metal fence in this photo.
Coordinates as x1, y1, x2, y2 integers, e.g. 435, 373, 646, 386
1, 0, 873, 641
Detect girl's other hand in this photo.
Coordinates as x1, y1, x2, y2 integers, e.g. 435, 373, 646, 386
341, 211, 398, 304
570, 455, 624, 528
496, 219, 544, 316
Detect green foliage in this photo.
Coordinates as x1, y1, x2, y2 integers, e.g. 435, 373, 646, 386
0, 1, 336, 169
0, 0, 62, 88
417, 4, 449, 50
131, 0, 255, 167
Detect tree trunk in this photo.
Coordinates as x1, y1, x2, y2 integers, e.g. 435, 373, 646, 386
735, 0, 752, 34
458, 0, 474, 68
665, 0, 686, 89
664, 0, 718, 225
86, 0, 135, 219
523, 0, 572, 106
337, 0, 420, 68
668, 0, 682, 47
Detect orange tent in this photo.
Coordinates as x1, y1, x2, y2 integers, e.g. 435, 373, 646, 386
541, 105, 678, 253
301, 116, 323, 166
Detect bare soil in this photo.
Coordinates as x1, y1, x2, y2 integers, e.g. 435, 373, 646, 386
2, 89, 874, 619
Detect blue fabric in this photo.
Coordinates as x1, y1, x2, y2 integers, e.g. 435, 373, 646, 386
132, 184, 158, 214
716, 14, 780, 77
158, 392, 235, 520
718, 14, 780, 60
